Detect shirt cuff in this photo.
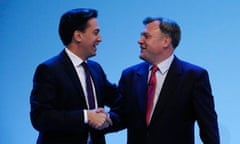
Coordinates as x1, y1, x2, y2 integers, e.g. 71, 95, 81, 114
83, 109, 88, 124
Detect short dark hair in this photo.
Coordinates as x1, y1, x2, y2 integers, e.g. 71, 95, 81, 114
58, 8, 98, 46
143, 17, 181, 48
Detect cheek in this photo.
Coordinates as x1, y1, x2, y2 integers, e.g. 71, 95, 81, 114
148, 45, 163, 55
89, 36, 98, 43
152, 40, 163, 48
86, 37, 95, 45
146, 40, 156, 49
85, 34, 94, 41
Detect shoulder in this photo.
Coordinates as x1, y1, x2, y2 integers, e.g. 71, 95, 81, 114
174, 56, 209, 77
86, 60, 106, 76
87, 60, 102, 69
121, 62, 149, 77
39, 50, 65, 66
34, 50, 67, 74
87, 59, 100, 66
123, 62, 148, 71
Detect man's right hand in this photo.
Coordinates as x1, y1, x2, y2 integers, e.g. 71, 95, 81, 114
87, 108, 111, 130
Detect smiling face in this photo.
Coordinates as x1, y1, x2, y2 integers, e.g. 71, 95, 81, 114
138, 20, 173, 65
73, 18, 102, 60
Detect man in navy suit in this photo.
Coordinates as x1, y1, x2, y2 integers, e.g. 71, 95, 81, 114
118, 17, 220, 144
30, 8, 121, 144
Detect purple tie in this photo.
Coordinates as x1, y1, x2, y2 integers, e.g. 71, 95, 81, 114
82, 62, 96, 109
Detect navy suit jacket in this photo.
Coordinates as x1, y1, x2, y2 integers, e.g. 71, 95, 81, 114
118, 56, 220, 144
30, 50, 121, 144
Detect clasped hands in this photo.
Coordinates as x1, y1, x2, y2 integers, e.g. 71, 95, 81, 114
87, 108, 112, 130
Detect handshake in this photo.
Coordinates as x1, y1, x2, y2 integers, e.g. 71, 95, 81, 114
87, 108, 112, 130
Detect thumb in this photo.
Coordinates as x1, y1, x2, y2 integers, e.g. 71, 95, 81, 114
95, 107, 105, 113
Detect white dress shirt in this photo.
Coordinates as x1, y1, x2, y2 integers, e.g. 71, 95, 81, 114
65, 48, 98, 123
148, 54, 174, 120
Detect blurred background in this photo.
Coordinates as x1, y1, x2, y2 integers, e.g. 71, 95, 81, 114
1, 0, 239, 143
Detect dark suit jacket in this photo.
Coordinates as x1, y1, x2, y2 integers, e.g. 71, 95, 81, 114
30, 50, 121, 144
118, 56, 220, 144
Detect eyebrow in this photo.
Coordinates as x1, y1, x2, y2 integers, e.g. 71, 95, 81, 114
141, 32, 151, 37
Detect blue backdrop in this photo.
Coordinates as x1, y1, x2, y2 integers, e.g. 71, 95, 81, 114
1, 0, 239, 143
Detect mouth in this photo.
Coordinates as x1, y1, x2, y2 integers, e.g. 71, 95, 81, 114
92, 44, 98, 52
93, 46, 97, 51
94, 42, 100, 47
94, 42, 98, 47
140, 46, 146, 51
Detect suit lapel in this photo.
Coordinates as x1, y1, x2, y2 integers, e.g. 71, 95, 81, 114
135, 63, 150, 118
150, 56, 183, 124
85, 61, 102, 107
60, 51, 85, 98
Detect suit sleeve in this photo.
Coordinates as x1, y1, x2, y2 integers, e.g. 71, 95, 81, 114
193, 69, 220, 144
93, 63, 124, 133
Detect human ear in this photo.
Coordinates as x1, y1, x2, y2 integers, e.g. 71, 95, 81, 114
163, 36, 172, 47
73, 30, 83, 42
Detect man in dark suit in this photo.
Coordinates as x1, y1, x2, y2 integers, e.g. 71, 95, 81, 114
30, 8, 121, 144
118, 17, 220, 144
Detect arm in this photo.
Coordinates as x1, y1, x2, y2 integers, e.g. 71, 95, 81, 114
193, 70, 220, 144
91, 63, 124, 132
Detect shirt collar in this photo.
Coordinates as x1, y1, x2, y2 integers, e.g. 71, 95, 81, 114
65, 48, 84, 67
150, 54, 174, 75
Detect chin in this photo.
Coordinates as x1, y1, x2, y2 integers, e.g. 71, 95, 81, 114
139, 54, 145, 59
88, 53, 96, 58
139, 55, 143, 59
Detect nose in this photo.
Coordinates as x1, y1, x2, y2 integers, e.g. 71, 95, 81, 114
138, 36, 144, 45
97, 34, 102, 42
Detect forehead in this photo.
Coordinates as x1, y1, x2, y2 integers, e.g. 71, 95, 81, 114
86, 18, 99, 29
144, 20, 160, 32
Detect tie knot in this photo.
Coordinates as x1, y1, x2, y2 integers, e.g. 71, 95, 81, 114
81, 62, 91, 74
151, 65, 158, 73
81, 62, 88, 69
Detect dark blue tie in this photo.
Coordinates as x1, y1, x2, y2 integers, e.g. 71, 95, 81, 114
82, 62, 96, 109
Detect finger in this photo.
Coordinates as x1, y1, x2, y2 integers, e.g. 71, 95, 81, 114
106, 116, 113, 126
95, 107, 105, 113
88, 113, 106, 128
95, 121, 110, 130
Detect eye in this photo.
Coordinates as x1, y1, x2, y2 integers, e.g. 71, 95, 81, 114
93, 29, 100, 35
141, 32, 151, 39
